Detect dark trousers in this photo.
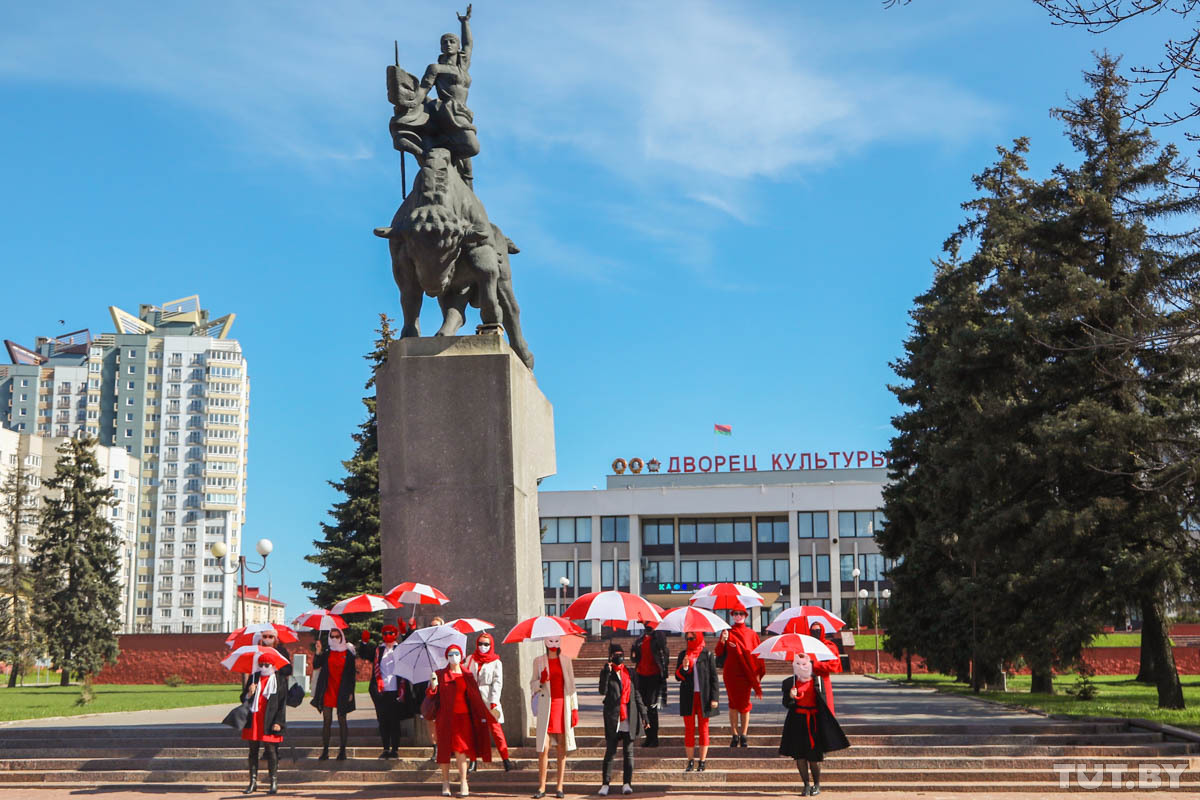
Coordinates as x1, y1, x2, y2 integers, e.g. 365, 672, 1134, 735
372, 689, 403, 751
602, 732, 634, 786
636, 674, 662, 741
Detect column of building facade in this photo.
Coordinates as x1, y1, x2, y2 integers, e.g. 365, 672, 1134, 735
827, 509, 842, 618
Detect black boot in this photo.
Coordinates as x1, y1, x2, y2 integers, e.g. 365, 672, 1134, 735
503, 758, 514, 772
318, 745, 329, 761
244, 746, 258, 794
266, 745, 279, 795
810, 762, 822, 795
685, 759, 694, 773
336, 745, 347, 761
698, 760, 706, 772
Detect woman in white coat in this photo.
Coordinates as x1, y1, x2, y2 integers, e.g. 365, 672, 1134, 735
466, 632, 514, 773
529, 636, 578, 799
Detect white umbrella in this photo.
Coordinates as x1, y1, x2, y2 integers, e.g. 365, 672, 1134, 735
392, 624, 467, 684
766, 606, 846, 636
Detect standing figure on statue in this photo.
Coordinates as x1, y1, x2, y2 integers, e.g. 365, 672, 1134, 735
311, 628, 356, 761
530, 636, 578, 799
428, 644, 492, 797
241, 659, 287, 795
631, 628, 669, 748
367, 624, 405, 759
779, 653, 850, 796
675, 632, 719, 773
597, 643, 649, 796
466, 631, 513, 772
715, 608, 764, 747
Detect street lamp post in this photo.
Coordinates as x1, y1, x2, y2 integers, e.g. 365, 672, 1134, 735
556, 575, 571, 617
876, 587, 891, 673
851, 567, 861, 628
210, 538, 273, 630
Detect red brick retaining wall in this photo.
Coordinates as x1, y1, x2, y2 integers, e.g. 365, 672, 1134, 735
845, 646, 1200, 675
94, 633, 376, 685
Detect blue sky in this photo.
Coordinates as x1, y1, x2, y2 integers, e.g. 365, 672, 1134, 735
0, 2, 1186, 616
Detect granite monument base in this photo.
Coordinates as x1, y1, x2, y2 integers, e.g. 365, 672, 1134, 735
376, 334, 556, 746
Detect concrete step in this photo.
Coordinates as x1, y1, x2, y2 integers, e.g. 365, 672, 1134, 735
2, 770, 1199, 791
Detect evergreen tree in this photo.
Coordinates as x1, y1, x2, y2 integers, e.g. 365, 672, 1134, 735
303, 315, 396, 612
30, 438, 122, 694
0, 460, 40, 687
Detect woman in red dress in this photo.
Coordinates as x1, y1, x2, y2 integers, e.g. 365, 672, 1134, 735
530, 636, 578, 799
311, 628, 357, 760
240, 659, 286, 795
715, 608, 765, 747
428, 644, 492, 797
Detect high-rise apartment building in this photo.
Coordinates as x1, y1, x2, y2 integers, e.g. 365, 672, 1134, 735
0, 296, 249, 632
0, 428, 141, 630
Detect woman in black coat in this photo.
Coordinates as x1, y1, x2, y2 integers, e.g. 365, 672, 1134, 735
674, 632, 719, 773
240, 661, 288, 795
779, 653, 850, 796
597, 643, 650, 794
311, 630, 357, 760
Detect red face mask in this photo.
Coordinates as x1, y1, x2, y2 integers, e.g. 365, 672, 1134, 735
382, 633, 397, 644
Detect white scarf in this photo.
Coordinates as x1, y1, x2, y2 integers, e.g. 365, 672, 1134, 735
328, 636, 354, 654
252, 664, 277, 712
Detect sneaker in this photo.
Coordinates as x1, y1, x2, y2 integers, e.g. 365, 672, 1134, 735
621, 784, 633, 795
810, 785, 821, 796
598, 786, 609, 796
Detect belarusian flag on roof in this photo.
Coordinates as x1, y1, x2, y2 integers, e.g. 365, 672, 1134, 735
714, 424, 732, 436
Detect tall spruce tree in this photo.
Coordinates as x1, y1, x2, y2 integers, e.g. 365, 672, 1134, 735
0, 461, 40, 687
304, 315, 396, 610
30, 438, 122, 693
883, 55, 1200, 707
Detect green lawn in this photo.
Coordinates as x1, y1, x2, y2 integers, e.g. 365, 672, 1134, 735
875, 672, 1200, 729
0, 683, 242, 722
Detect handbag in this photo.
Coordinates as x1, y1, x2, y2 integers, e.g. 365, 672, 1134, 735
420, 691, 440, 721
222, 700, 251, 730
286, 681, 305, 708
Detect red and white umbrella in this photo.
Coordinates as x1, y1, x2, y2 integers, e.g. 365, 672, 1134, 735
291, 609, 348, 632
225, 622, 299, 648
563, 591, 663, 624
689, 582, 765, 612
502, 615, 586, 643
330, 593, 397, 615
752, 633, 837, 662
655, 605, 732, 635
221, 645, 290, 674
384, 582, 450, 607
767, 606, 846, 636
445, 618, 495, 634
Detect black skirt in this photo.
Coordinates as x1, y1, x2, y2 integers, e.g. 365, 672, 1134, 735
779, 701, 850, 761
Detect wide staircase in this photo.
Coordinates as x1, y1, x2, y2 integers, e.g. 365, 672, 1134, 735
2, 690, 1199, 792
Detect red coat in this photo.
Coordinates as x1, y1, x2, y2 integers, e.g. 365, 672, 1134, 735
715, 623, 765, 698
812, 638, 842, 715
429, 667, 493, 763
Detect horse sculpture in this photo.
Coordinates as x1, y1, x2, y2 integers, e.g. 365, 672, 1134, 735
374, 147, 534, 371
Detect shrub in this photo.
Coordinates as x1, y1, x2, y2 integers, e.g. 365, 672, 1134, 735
164, 674, 185, 688
1066, 662, 1097, 701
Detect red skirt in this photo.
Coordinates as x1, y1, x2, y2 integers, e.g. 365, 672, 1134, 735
242, 705, 283, 744
546, 697, 566, 734
724, 673, 753, 713
438, 712, 475, 761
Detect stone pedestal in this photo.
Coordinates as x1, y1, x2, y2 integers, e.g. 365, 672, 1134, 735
376, 334, 555, 746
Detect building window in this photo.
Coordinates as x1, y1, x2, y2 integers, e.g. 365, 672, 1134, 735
541, 516, 591, 544
576, 560, 592, 590
644, 559, 675, 584
816, 555, 830, 583
798, 555, 813, 585
858, 553, 886, 581
641, 518, 674, 547
797, 512, 829, 539
756, 516, 788, 544
838, 510, 884, 539
757, 558, 790, 585
600, 516, 629, 543
542, 560, 574, 589
600, 560, 630, 590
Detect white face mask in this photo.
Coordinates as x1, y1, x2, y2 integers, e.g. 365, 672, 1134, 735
477, 643, 491, 653
793, 655, 813, 681
447, 652, 462, 665
546, 637, 561, 650
259, 664, 277, 678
